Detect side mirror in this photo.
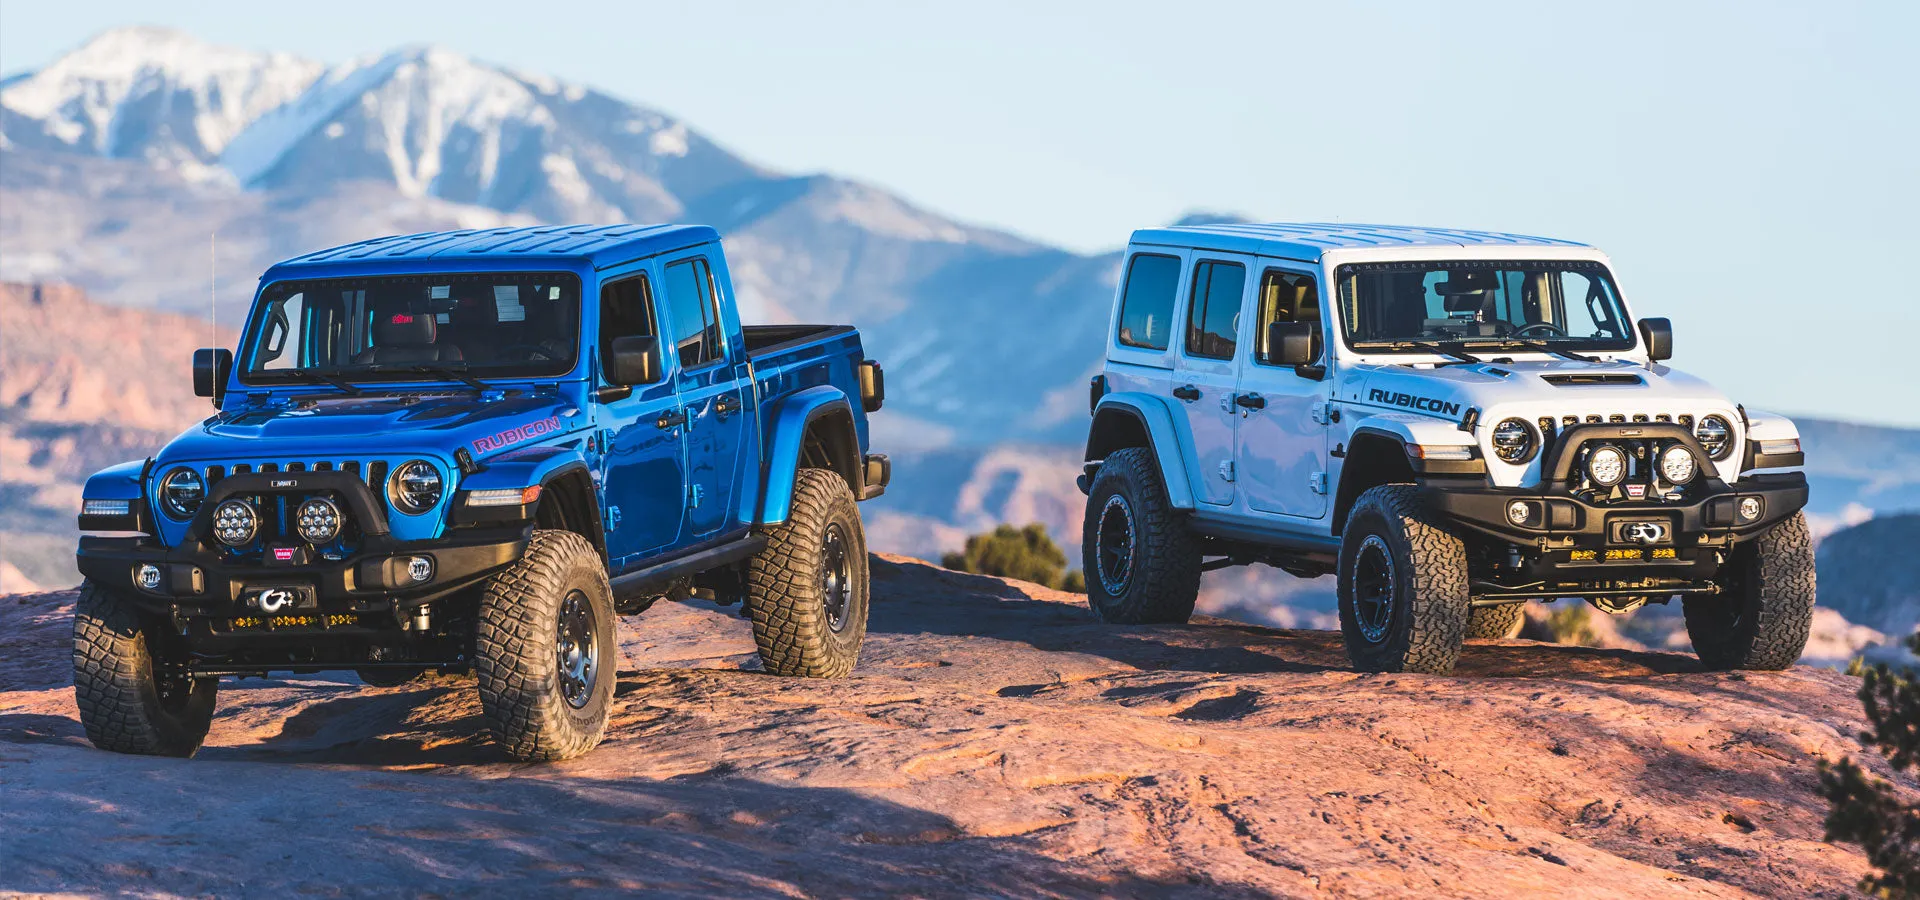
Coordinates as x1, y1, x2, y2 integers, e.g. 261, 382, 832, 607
605, 335, 662, 387
193, 348, 232, 404
1638, 317, 1673, 362
1265, 321, 1319, 367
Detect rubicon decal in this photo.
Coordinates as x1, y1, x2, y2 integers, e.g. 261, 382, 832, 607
1367, 388, 1461, 417
472, 416, 563, 454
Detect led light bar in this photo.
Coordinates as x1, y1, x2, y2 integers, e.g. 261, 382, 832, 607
82, 499, 132, 517
464, 485, 543, 508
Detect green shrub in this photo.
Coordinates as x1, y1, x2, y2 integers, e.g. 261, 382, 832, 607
1819, 632, 1920, 897
941, 523, 1085, 593
1543, 603, 1599, 646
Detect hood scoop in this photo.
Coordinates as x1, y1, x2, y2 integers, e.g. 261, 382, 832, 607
1541, 372, 1644, 386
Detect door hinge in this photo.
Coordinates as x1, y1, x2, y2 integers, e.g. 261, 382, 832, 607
687, 484, 705, 509
1309, 472, 1328, 495
1311, 401, 1334, 425
1218, 460, 1236, 483
606, 505, 623, 532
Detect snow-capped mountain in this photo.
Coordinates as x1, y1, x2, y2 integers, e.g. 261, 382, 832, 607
0, 27, 1117, 446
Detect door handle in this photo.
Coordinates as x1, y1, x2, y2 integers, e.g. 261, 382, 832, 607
715, 394, 740, 417
1234, 393, 1267, 411
655, 409, 688, 429
1172, 384, 1201, 402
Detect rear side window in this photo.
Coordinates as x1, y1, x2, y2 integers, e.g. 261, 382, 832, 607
1116, 253, 1182, 351
1256, 269, 1322, 365
1184, 260, 1246, 360
663, 257, 726, 370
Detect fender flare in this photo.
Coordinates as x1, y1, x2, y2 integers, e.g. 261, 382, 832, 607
85, 458, 149, 501
457, 444, 607, 552
757, 385, 861, 526
1086, 393, 1195, 510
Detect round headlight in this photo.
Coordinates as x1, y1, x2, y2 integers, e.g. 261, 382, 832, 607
1659, 443, 1697, 485
211, 499, 259, 546
1586, 444, 1628, 487
159, 467, 205, 519
1695, 415, 1733, 460
296, 496, 344, 544
388, 460, 443, 515
1490, 418, 1536, 463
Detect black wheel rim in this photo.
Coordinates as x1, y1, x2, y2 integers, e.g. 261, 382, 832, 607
1096, 494, 1136, 597
822, 522, 853, 633
1351, 535, 1397, 644
556, 590, 599, 709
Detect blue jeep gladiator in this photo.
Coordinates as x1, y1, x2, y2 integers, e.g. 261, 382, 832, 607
73, 224, 889, 761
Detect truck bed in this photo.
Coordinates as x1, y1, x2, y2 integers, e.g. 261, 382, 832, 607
743, 324, 855, 360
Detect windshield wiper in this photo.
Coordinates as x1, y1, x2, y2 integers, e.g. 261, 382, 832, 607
358, 364, 494, 393
284, 370, 362, 395
1358, 340, 1483, 364
1466, 339, 1602, 363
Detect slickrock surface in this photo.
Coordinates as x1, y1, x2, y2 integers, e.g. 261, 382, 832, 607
0, 555, 1883, 897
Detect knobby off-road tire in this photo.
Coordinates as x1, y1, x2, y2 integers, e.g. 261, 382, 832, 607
1337, 485, 1473, 674
475, 529, 617, 762
747, 468, 870, 678
1684, 511, 1816, 671
1466, 603, 1527, 640
1081, 447, 1202, 625
72, 581, 217, 757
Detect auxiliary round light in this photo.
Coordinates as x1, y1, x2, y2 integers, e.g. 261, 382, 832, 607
1658, 444, 1697, 485
388, 460, 444, 515
1738, 496, 1764, 522
295, 496, 344, 544
1490, 418, 1535, 463
1586, 444, 1629, 488
159, 467, 205, 519
135, 564, 163, 591
211, 499, 259, 547
1695, 415, 1734, 460
1506, 500, 1532, 526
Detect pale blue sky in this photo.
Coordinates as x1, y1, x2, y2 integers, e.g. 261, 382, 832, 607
2, 1, 1917, 425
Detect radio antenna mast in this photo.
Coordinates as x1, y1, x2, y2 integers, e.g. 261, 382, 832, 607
210, 232, 217, 345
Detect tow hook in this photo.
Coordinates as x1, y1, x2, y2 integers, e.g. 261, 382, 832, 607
253, 588, 297, 614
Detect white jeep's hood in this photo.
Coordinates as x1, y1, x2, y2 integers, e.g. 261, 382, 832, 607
1336, 357, 1746, 485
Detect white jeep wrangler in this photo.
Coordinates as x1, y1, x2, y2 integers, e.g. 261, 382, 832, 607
1079, 223, 1813, 674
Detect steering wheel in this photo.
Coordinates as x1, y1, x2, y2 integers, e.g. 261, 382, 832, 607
1513, 322, 1567, 338
500, 343, 557, 361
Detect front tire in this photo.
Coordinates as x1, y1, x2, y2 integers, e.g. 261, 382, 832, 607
1081, 447, 1201, 624
72, 581, 217, 757
1337, 485, 1472, 674
746, 468, 870, 678
1684, 511, 1816, 670
475, 529, 617, 762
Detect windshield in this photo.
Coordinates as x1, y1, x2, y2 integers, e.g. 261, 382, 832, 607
1336, 260, 1634, 353
239, 272, 580, 384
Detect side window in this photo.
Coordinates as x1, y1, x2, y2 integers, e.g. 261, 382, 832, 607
1256, 269, 1322, 365
599, 274, 657, 380
1184, 260, 1246, 360
663, 257, 724, 370
1116, 253, 1181, 351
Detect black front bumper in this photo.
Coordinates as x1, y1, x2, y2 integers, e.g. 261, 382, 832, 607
77, 525, 531, 619
1421, 471, 1808, 549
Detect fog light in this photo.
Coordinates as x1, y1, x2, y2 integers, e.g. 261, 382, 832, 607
406, 556, 434, 583
1506, 500, 1532, 525
295, 497, 343, 544
1738, 497, 1763, 522
211, 500, 259, 546
135, 564, 163, 591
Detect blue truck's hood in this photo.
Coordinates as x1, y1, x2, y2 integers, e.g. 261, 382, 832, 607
158, 390, 586, 464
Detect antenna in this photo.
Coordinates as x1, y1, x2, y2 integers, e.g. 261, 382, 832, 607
210, 231, 217, 346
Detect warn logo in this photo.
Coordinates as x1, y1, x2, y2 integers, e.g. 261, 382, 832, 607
1368, 388, 1461, 417
472, 416, 563, 454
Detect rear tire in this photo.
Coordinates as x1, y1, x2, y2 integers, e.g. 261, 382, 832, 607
1337, 485, 1471, 674
1466, 603, 1527, 640
475, 530, 617, 761
1684, 511, 1816, 670
746, 468, 870, 678
1081, 447, 1201, 625
72, 581, 217, 757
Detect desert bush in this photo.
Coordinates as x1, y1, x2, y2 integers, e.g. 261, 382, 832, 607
1522, 603, 1600, 647
1820, 632, 1920, 897
941, 523, 1085, 593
